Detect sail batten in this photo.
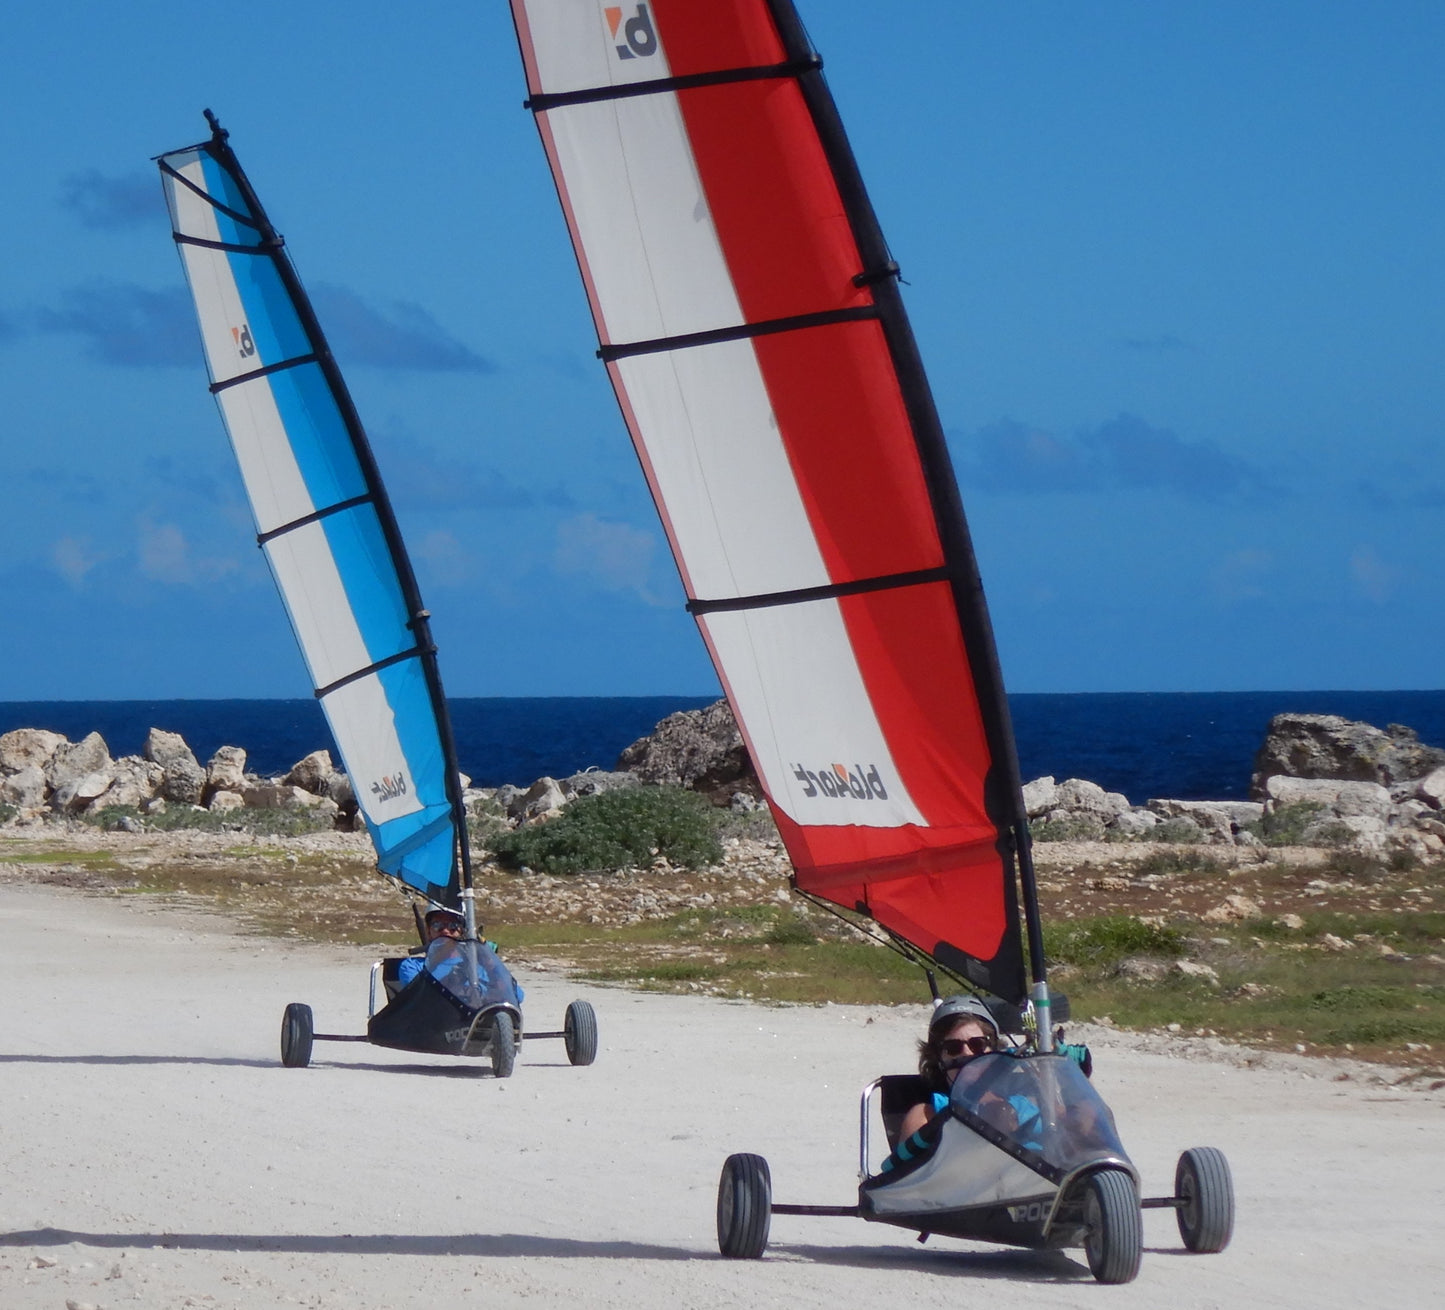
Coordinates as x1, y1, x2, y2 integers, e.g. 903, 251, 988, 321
512, 0, 1037, 1002
159, 118, 471, 906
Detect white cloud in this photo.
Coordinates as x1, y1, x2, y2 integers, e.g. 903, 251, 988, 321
553, 514, 663, 602
1349, 546, 1396, 604
137, 519, 239, 586
51, 536, 103, 588
412, 529, 476, 587
1210, 548, 1272, 602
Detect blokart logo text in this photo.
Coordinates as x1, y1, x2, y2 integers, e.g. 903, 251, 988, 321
1007, 1201, 1049, 1224
606, 4, 657, 60
370, 771, 408, 804
791, 762, 888, 801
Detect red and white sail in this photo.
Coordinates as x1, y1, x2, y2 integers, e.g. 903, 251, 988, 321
511, 0, 1035, 1001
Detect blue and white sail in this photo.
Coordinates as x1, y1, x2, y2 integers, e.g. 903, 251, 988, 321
158, 113, 469, 907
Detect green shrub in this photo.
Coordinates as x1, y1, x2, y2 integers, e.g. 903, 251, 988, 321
1254, 801, 1326, 847
1135, 848, 1226, 876
0, 802, 17, 825
466, 795, 509, 849
1151, 817, 1206, 844
1031, 815, 1105, 843
79, 804, 334, 837
1044, 915, 1188, 968
486, 785, 723, 876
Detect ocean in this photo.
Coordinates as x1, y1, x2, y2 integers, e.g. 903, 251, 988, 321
2, 691, 1443, 804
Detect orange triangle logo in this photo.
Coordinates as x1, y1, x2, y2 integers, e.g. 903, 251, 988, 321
605, 7, 622, 37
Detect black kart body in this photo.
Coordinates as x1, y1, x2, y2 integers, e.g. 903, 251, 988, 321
367, 940, 522, 1057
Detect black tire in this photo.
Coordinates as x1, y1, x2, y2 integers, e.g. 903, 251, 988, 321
1176, 1147, 1234, 1253
564, 1000, 598, 1066
1082, 1168, 1142, 1284
490, 1011, 517, 1079
716, 1153, 771, 1259
280, 1002, 313, 1069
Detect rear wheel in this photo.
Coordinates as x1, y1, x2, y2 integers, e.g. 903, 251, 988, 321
564, 1000, 598, 1066
1082, 1168, 1142, 1284
280, 1003, 313, 1068
716, 1153, 771, 1259
490, 1011, 517, 1079
1176, 1147, 1234, 1253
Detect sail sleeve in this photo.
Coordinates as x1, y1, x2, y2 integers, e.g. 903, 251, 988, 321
158, 126, 465, 907
510, 0, 1032, 1001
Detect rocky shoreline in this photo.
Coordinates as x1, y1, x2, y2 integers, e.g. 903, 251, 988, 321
5, 704, 1445, 865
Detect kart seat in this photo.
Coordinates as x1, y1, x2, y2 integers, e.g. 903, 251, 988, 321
379, 955, 422, 1001
877, 1074, 932, 1150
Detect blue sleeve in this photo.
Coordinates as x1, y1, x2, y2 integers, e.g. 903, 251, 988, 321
397, 957, 423, 986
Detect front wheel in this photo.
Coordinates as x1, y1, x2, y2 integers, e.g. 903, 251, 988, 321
490, 1011, 517, 1079
280, 1002, 313, 1068
716, 1153, 771, 1259
1081, 1168, 1142, 1284
1176, 1147, 1234, 1253
564, 1000, 598, 1066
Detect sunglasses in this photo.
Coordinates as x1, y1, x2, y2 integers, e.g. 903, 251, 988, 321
940, 1035, 995, 1058
431, 921, 462, 935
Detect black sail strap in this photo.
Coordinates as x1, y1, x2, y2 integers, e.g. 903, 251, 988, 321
314, 646, 426, 700
525, 56, 821, 113
600, 304, 879, 362
256, 494, 374, 546
211, 353, 321, 394
688, 566, 949, 616
158, 159, 261, 230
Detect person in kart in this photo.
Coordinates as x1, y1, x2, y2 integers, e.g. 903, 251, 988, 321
898, 993, 1003, 1139
397, 907, 472, 986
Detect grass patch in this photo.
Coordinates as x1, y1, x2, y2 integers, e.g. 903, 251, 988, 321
1045, 915, 1187, 967
1134, 849, 1228, 877
486, 785, 722, 875
1031, 815, 1105, 842
76, 804, 336, 837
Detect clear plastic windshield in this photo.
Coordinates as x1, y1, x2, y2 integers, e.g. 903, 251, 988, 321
421, 940, 521, 1011
948, 1052, 1131, 1174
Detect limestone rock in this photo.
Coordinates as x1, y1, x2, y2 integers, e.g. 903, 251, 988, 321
97, 757, 165, 810
1202, 894, 1263, 922
1251, 713, 1445, 798
206, 745, 248, 795
560, 770, 641, 801
207, 789, 245, 813
1056, 778, 1129, 818
1110, 807, 1159, 837
1416, 767, 1445, 809
53, 769, 115, 811
285, 749, 335, 796
515, 776, 568, 825
615, 699, 758, 803
144, 727, 199, 773
45, 732, 112, 791
1114, 957, 1170, 982
0, 764, 47, 808
1172, 960, 1221, 985
1264, 776, 1392, 822
243, 782, 317, 809
0, 728, 67, 776
160, 757, 206, 805
1021, 776, 1058, 818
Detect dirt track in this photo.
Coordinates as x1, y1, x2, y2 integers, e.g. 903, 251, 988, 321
1, 879, 1440, 1309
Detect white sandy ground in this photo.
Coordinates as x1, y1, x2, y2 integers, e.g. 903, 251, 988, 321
0, 881, 1442, 1310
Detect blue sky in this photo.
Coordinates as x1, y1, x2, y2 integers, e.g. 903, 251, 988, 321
2, 1, 1441, 699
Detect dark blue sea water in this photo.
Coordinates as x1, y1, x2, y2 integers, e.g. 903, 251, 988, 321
3, 691, 1443, 803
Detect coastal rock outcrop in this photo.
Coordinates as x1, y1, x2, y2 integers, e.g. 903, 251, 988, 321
1250, 713, 1445, 798
615, 700, 759, 804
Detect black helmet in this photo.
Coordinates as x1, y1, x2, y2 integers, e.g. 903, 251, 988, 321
928, 993, 1000, 1040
